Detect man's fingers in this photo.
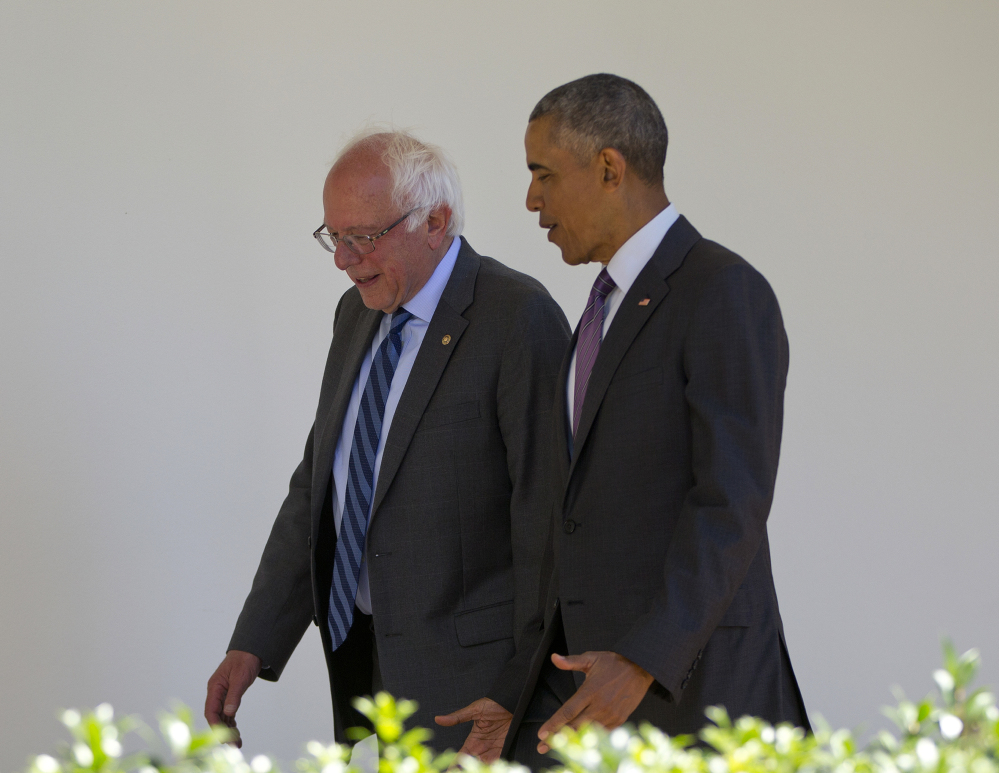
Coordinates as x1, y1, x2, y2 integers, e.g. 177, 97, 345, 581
565, 704, 603, 731
205, 682, 226, 725
538, 688, 589, 743
436, 697, 512, 728
542, 651, 653, 747
205, 652, 260, 748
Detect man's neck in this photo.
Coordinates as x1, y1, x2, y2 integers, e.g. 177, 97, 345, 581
597, 193, 670, 265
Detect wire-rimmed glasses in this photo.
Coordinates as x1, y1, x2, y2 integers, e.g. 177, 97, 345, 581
313, 210, 415, 256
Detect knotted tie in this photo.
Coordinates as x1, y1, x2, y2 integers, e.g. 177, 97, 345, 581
572, 268, 616, 437
328, 308, 413, 648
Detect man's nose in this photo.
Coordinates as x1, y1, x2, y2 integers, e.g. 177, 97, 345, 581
333, 242, 360, 271
526, 182, 543, 212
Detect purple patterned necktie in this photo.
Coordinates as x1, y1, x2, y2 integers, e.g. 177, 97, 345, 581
573, 268, 616, 436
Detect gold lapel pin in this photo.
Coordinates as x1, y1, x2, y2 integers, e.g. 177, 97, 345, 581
442, 334, 452, 345
638, 298, 650, 306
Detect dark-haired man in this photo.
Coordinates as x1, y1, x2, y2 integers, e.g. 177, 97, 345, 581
438, 74, 808, 768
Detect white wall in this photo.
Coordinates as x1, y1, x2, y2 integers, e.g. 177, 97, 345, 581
2, 1, 997, 768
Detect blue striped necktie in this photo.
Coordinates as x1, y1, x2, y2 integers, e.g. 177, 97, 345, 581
328, 308, 413, 649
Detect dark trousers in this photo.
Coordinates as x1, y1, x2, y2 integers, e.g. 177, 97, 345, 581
508, 612, 576, 771
316, 478, 383, 742
324, 608, 382, 742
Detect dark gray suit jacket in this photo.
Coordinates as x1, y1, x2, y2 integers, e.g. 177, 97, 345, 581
229, 238, 570, 746
493, 217, 807, 743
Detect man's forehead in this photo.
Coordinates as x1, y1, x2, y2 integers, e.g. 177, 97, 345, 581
525, 138, 567, 174
326, 158, 391, 193
525, 118, 549, 147
322, 205, 385, 233
323, 163, 393, 230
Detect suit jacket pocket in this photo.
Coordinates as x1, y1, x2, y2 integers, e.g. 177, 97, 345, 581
608, 365, 663, 395
717, 587, 756, 627
421, 400, 481, 430
453, 600, 514, 646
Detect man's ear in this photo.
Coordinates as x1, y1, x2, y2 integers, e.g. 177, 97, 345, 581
426, 206, 452, 250
598, 148, 627, 191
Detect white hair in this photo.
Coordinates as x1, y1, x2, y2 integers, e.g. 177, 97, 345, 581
333, 127, 464, 238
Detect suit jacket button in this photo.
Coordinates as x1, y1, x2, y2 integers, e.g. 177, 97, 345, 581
563, 520, 576, 534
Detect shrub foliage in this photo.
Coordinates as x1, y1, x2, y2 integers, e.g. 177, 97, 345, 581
20, 643, 999, 773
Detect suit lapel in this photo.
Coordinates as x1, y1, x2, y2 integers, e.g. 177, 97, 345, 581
313, 304, 382, 494
567, 217, 701, 482
553, 329, 576, 478
369, 238, 479, 518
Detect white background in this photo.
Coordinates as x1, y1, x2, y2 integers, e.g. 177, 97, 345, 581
1, 1, 997, 768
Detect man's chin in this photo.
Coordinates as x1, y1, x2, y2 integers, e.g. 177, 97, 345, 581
358, 290, 392, 312
560, 250, 591, 267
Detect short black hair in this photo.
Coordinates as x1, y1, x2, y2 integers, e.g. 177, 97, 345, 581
529, 73, 668, 186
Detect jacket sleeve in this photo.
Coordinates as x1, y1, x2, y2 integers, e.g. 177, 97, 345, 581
488, 290, 569, 712
227, 424, 316, 681
486, 516, 556, 713
226, 294, 348, 681
612, 261, 789, 700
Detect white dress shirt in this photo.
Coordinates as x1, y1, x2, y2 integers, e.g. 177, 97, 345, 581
331, 235, 461, 614
567, 204, 680, 423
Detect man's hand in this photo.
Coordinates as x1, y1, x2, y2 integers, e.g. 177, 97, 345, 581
536, 651, 653, 753
205, 650, 262, 748
435, 697, 513, 763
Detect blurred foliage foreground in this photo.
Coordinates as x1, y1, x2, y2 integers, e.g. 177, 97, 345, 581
18, 643, 999, 773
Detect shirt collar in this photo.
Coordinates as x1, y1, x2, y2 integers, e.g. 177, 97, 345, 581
399, 235, 461, 323
605, 204, 680, 296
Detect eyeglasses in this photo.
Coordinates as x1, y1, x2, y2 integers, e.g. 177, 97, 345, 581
313, 210, 415, 256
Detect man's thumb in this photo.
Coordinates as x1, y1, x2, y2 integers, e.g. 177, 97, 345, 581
434, 706, 472, 726
551, 652, 591, 672
223, 688, 243, 718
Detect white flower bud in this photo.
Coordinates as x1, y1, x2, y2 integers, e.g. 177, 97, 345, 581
34, 755, 60, 773
939, 714, 963, 740
916, 738, 939, 767
61, 710, 81, 728
73, 744, 94, 767
251, 756, 272, 773
95, 704, 114, 723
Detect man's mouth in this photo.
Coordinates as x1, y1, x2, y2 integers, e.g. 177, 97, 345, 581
352, 274, 379, 286
541, 222, 557, 241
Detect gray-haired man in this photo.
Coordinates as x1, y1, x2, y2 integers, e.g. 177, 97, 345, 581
205, 130, 570, 748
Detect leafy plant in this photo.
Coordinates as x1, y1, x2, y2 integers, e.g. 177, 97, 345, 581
20, 642, 999, 773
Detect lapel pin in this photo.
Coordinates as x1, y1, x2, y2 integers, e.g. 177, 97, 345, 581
442, 334, 452, 345
638, 298, 650, 306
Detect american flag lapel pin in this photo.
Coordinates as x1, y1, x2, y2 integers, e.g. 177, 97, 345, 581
638, 298, 650, 306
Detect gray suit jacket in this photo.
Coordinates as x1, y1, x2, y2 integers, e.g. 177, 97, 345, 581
229, 238, 570, 746
493, 217, 807, 745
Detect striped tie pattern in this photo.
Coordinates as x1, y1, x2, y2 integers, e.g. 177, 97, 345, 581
572, 268, 616, 437
328, 308, 412, 649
